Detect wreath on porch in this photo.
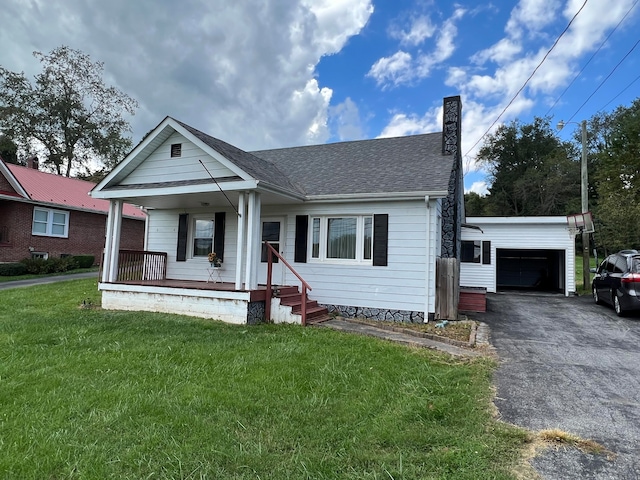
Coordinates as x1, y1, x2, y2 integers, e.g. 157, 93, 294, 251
208, 252, 222, 267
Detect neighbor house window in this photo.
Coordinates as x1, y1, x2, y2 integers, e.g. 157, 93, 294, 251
310, 215, 373, 263
193, 219, 214, 257
32, 208, 69, 238
171, 143, 182, 157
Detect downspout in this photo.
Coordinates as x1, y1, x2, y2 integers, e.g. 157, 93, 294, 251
424, 195, 431, 323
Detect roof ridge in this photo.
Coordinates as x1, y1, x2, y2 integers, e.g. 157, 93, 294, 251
171, 118, 305, 196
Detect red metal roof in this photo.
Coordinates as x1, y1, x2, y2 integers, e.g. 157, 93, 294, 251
6, 164, 145, 219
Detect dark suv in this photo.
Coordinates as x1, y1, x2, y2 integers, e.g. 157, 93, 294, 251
592, 250, 640, 316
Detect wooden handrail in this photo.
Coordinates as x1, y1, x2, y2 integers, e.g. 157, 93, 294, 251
263, 241, 312, 326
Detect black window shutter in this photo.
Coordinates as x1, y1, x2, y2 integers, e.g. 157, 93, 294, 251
373, 214, 388, 266
176, 214, 189, 262
294, 215, 309, 263
214, 212, 226, 261
482, 241, 491, 265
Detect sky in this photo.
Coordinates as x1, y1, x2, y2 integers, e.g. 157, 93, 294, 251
1, 0, 639, 195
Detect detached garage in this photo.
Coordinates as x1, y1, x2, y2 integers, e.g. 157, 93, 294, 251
460, 216, 576, 296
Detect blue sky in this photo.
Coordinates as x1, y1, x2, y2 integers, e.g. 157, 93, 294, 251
1, 1, 638, 194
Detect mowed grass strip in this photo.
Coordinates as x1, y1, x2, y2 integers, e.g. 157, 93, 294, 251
0, 279, 528, 479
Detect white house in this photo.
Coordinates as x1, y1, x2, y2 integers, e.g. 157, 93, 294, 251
90, 96, 465, 325
460, 216, 576, 296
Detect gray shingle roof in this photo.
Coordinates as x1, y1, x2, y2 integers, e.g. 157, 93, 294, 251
176, 118, 453, 198
174, 119, 305, 195
252, 133, 453, 196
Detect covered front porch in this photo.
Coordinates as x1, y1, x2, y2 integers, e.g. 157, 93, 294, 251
97, 233, 317, 325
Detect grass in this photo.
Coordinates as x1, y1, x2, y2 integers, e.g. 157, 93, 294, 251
575, 254, 599, 294
0, 279, 530, 479
536, 429, 613, 457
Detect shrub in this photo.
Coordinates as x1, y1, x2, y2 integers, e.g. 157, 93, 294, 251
20, 257, 79, 275
72, 255, 95, 268
0, 262, 27, 276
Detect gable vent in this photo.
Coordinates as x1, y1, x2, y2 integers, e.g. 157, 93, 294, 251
171, 143, 182, 157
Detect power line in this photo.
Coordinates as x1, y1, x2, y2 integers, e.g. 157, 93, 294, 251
566, 37, 640, 123
464, 0, 589, 157
598, 72, 640, 112
545, 0, 639, 116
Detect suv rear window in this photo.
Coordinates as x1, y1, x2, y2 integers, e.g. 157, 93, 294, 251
632, 257, 640, 274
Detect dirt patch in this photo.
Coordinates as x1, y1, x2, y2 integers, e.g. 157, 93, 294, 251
347, 318, 475, 344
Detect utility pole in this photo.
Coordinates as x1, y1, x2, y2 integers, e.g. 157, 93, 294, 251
580, 120, 589, 291
557, 119, 590, 291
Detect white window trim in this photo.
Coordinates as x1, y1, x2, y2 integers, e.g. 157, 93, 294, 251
32, 207, 69, 238
309, 215, 373, 265
188, 215, 215, 259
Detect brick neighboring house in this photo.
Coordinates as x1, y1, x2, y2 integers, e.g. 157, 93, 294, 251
0, 157, 146, 264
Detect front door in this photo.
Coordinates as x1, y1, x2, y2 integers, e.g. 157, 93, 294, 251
259, 217, 285, 285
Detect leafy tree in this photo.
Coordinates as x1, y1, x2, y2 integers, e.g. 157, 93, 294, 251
0, 46, 138, 177
464, 192, 488, 216
477, 117, 580, 216
0, 133, 18, 164
591, 98, 640, 251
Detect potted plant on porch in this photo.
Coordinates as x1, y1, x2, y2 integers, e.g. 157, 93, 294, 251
208, 252, 222, 267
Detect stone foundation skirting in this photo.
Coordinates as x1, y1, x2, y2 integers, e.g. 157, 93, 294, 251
324, 304, 425, 323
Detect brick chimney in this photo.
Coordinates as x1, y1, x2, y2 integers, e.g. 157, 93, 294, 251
26, 155, 39, 170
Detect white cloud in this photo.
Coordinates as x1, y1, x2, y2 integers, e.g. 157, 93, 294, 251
390, 15, 435, 46
368, 7, 465, 89
0, 0, 374, 150
367, 51, 413, 88
329, 97, 365, 141
466, 181, 489, 196
506, 0, 561, 38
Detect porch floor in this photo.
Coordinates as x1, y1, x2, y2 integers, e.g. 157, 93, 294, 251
109, 279, 268, 302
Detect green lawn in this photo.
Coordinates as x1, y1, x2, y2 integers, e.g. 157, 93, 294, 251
575, 254, 599, 293
0, 279, 528, 479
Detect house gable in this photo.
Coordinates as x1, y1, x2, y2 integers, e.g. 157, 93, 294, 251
119, 131, 238, 186
0, 159, 29, 198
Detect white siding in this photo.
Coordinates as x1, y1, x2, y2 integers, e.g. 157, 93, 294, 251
461, 217, 576, 295
120, 132, 236, 185
146, 207, 239, 284
144, 198, 440, 316
263, 199, 435, 315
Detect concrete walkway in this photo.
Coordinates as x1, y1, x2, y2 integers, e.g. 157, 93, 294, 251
0, 271, 98, 290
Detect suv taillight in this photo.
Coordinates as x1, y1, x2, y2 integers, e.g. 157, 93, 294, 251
621, 273, 640, 284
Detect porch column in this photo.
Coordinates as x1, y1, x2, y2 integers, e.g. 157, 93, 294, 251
102, 200, 116, 283
244, 191, 261, 290
252, 192, 262, 288
235, 192, 246, 290
107, 200, 123, 283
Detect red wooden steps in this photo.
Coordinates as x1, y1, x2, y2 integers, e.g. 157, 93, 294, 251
273, 286, 332, 325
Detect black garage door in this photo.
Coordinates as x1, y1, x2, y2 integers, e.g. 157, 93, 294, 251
496, 249, 565, 293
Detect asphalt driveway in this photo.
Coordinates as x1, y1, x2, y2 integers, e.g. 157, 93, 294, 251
474, 292, 640, 479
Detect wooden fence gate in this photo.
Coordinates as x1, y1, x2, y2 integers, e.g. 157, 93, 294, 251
435, 257, 460, 320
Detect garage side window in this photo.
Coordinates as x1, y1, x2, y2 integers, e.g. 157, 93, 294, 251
462, 240, 491, 264
461, 240, 481, 263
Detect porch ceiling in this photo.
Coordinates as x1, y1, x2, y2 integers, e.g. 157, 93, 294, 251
119, 189, 303, 210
